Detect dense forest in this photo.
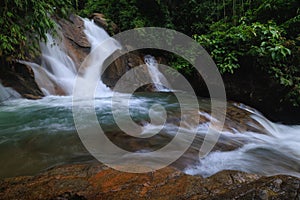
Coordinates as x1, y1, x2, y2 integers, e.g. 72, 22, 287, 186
1, 0, 299, 119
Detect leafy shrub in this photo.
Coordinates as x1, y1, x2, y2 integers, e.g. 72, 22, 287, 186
194, 18, 299, 105
0, 0, 73, 60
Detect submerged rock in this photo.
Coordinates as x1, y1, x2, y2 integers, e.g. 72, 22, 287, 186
0, 163, 299, 200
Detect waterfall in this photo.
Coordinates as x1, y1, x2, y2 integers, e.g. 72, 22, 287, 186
22, 33, 78, 96
39, 34, 77, 95
22, 18, 120, 97
75, 18, 121, 97
0, 83, 21, 102
144, 55, 170, 91
20, 20, 173, 97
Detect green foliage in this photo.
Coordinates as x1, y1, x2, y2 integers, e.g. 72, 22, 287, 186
0, 0, 73, 60
80, 0, 174, 31
169, 56, 193, 76
191, 0, 300, 106
194, 21, 291, 73
1, 0, 298, 106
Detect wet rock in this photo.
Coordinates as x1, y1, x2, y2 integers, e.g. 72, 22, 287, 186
22, 94, 43, 100
57, 14, 90, 48
101, 50, 128, 88
1, 163, 299, 200
56, 15, 152, 93
54, 192, 87, 200
90, 13, 119, 34
208, 175, 300, 200
0, 61, 44, 99
102, 50, 158, 92
257, 189, 269, 200
273, 178, 283, 192
90, 13, 108, 28
56, 14, 90, 70
126, 51, 145, 68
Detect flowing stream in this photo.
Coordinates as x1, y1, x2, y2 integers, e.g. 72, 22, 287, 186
144, 55, 170, 91
0, 19, 299, 178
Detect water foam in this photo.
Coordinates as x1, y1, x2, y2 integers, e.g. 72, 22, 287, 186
185, 113, 300, 178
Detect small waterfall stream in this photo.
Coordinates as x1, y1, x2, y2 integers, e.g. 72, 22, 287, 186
144, 55, 170, 91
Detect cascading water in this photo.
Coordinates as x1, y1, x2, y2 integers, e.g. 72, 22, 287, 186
75, 18, 121, 97
39, 34, 77, 95
185, 107, 300, 178
144, 55, 170, 91
1, 92, 300, 178
20, 33, 77, 96
24, 35, 75, 96
23, 18, 120, 97
0, 17, 299, 180
0, 83, 21, 102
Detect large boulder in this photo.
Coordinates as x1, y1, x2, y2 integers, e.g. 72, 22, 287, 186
56, 14, 91, 70
102, 50, 154, 91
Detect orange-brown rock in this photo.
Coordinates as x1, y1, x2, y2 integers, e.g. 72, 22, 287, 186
0, 163, 299, 200
58, 14, 90, 48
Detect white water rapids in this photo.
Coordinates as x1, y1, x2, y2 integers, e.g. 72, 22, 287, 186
0, 19, 299, 178
185, 108, 300, 177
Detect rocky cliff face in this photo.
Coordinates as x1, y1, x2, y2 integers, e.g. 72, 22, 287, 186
1, 163, 299, 200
